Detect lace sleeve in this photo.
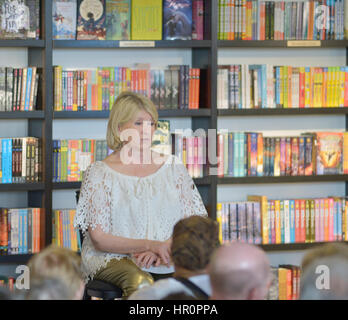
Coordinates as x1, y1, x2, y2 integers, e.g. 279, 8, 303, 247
74, 162, 112, 234
174, 156, 208, 219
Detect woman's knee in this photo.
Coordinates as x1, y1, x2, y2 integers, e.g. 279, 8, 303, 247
95, 258, 154, 297
122, 264, 154, 297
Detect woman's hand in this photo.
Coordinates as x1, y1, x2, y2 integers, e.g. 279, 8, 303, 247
133, 251, 161, 269
148, 240, 171, 267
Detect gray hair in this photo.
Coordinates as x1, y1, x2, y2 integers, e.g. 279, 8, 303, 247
300, 256, 348, 300
14, 278, 71, 300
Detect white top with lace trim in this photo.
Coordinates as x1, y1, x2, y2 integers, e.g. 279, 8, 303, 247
74, 154, 208, 281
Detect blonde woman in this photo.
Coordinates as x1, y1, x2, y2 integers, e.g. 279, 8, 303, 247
74, 91, 207, 298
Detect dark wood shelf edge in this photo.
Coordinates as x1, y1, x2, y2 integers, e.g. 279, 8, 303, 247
218, 107, 348, 116
53, 40, 212, 49
0, 183, 45, 191
218, 40, 348, 48
218, 175, 348, 184
53, 177, 211, 189
260, 241, 348, 251
53, 109, 211, 119
0, 111, 44, 119
0, 40, 44, 48
0, 254, 33, 264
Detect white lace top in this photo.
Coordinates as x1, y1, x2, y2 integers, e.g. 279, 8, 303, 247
74, 154, 208, 281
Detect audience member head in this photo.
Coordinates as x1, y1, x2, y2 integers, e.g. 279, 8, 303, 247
300, 243, 348, 300
171, 215, 220, 277
0, 286, 12, 300
14, 278, 70, 300
161, 292, 197, 300
209, 243, 271, 300
27, 245, 84, 300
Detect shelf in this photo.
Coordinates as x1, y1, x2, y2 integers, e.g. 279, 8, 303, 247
0, 111, 44, 119
218, 40, 348, 48
0, 183, 45, 192
0, 39, 44, 48
218, 107, 348, 116
53, 40, 212, 49
53, 176, 211, 190
218, 175, 348, 184
0, 254, 33, 264
54, 109, 211, 119
260, 241, 347, 251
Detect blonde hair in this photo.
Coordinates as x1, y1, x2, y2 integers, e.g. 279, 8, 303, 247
106, 91, 158, 151
27, 245, 83, 300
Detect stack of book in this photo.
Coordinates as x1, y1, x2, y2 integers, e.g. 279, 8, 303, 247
0, 137, 42, 184
0, 67, 41, 112
218, 64, 348, 110
0, 208, 45, 255
218, 0, 345, 40
53, 65, 201, 111
217, 131, 348, 177
52, 209, 82, 252
0, 276, 15, 292
53, 0, 204, 41
267, 265, 301, 300
53, 139, 110, 182
217, 196, 348, 245
0, 0, 40, 39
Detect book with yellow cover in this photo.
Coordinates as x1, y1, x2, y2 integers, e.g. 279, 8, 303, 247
131, 0, 162, 40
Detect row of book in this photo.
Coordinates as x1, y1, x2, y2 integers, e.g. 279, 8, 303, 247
217, 131, 348, 177
53, 0, 204, 41
0, 67, 41, 112
53, 139, 111, 183
52, 209, 81, 252
0, 208, 45, 255
172, 134, 207, 178
267, 265, 301, 300
0, 137, 42, 184
0, 276, 15, 292
217, 196, 348, 245
53, 65, 201, 111
218, 0, 346, 41
218, 64, 348, 110
0, 0, 40, 39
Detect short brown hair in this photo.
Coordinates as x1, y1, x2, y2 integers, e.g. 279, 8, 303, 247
106, 91, 158, 151
171, 216, 220, 271
302, 242, 348, 271
27, 245, 83, 299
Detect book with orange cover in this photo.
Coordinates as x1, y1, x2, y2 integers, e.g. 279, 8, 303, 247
316, 132, 343, 175
278, 267, 292, 300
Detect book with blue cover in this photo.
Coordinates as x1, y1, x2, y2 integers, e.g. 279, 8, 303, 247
163, 0, 192, 40
105, 0, 130, 40
53, 0, 77, 40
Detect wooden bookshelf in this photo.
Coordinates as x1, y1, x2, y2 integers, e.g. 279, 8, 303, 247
260, 242, 348, 252
218, 175, 348, 185
0, 111, 44, 119
0, 254, 33, 264
53, 40, 212, 49
218, 108, 348, 117
53, 109, 211, 119
1, 0, 348, 265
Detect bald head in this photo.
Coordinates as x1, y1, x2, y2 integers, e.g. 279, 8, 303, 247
209, 243, 271, 300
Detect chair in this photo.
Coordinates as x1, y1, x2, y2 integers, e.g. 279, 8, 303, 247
75, 190, 123, 300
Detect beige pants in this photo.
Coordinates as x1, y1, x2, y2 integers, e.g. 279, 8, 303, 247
94, 258, 154, 299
